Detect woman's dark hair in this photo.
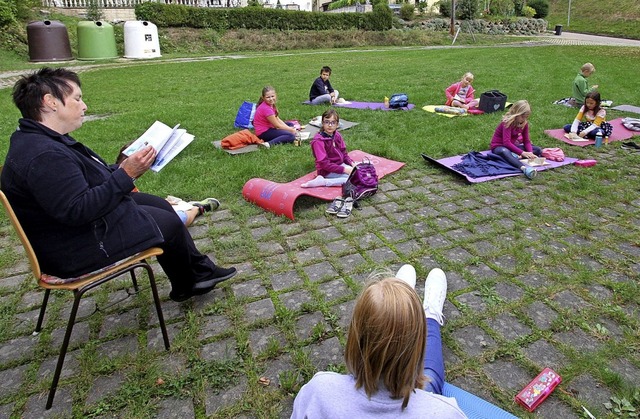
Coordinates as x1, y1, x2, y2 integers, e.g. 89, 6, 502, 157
12, 67, 81, 121
585, 91, 602, 115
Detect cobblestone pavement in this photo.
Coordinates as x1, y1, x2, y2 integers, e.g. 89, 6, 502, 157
1, 34, 639, 418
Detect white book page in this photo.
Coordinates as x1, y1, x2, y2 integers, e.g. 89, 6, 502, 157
123, 121, 180, 156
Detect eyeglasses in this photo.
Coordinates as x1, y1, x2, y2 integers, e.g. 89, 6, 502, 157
323, 120, 338, 126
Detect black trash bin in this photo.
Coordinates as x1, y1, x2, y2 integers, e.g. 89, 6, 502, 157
555, 24, 563, 36
27, 20, 73, 62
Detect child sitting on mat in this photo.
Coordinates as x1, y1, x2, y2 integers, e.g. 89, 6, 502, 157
309, 66, 340, 105
445, 72, 479, 110
301, 109, 357, 188
490, 100, 541, 180
254, 85, 297, 148
564, 91, 613, 140
291, 264, 466, 418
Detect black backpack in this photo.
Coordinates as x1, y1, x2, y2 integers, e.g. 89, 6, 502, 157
388, 93, 409, 109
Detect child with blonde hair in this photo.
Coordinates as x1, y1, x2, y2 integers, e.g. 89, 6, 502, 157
445, 72, 479, 110
571, 63, 598, 107
291, 264, 467, 418
490, 100, 541, 180
253, 85, 297, 148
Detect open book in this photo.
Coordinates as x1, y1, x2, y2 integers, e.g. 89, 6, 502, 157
123, 121, 195, 172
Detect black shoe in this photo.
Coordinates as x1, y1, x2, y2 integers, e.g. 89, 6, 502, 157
621, 141, 640, 150
193, 266, 237, 290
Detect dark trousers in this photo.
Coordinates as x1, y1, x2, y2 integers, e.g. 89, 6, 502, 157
492, 144, 542, 169
132, 193, 217, 294
258, 123, 296, 146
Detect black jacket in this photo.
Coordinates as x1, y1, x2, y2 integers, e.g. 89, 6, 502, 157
1, 119, 163, 277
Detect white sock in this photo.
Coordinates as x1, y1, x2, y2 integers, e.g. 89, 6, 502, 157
301, 175, 326, 188
324, 177, 348, 187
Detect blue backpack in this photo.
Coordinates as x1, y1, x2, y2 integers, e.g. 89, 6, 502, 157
389, 93, 409, 109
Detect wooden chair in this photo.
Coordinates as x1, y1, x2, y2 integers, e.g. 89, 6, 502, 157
0, 190, 170, 409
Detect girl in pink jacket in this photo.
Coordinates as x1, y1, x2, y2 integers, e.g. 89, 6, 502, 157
445, 72, 479, 110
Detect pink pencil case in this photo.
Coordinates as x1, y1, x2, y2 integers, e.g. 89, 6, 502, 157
515, 367, 562, 412
574, 159, 597, 167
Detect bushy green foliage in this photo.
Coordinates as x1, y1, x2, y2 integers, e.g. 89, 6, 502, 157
0, 0, 35, 28
436, 0, 451, 17
85, 0, 104, 21
457, 0, 478, 19
527, 0, 549, 18
135, 2, 391, 31
399, 3, 415, 20
0, 0, 17, 28
489, 0, 515, 16
523, 5, 536, 17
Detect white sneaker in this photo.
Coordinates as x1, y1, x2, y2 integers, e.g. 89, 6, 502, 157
258, 141, 270, 149
423, 268, 447, 326
395, 264, 416, 289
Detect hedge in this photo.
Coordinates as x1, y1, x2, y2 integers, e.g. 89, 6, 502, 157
135, 2, 392, 31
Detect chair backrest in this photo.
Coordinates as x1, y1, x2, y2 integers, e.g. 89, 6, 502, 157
0, 190, 42, 280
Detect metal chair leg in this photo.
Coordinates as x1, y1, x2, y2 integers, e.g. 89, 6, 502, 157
34, 289, 51, 335
145, 265, 170, 350
130, 268, 139, 292
46, 289, 83, 410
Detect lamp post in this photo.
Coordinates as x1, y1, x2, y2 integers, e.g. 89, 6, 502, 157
567, 0, 572, 26
450, 0, 456, 35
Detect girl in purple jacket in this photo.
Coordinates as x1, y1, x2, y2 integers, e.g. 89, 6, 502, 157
301, 109, 356, 188
490, 100, 542, 180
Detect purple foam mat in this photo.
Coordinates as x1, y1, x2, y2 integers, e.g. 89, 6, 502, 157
422, 151, 578, 183
333, 101, 415, 111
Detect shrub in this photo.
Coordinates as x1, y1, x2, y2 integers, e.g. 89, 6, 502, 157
527, 0, 549, 18
0, 0, 16, 28
522, 5, 535, 18
399, 3, 415, 20
436, 0, 452, 18
457, 0, 478, 20
489, 0, 514, 16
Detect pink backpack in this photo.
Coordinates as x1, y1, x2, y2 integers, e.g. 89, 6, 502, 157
541, 147, 565, 162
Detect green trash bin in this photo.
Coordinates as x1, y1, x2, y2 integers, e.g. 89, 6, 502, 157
77, 21, 118, 60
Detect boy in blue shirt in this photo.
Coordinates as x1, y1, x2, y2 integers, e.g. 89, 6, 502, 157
309, 66, 340, 105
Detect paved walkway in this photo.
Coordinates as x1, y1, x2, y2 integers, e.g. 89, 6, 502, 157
0, 34, 639, 418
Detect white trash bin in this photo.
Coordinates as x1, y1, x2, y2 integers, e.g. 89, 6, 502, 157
123, 21, 161, 59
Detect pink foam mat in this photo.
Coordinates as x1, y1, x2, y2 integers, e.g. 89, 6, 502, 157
544, 118, 639, 147
242, 150, 405, 220
422, 151, 578, 184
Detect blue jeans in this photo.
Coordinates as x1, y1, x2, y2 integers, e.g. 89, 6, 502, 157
492, 144, 542, 170
258, 123, 295, 146
310, 90, 339, 105
423, 318, 445, 395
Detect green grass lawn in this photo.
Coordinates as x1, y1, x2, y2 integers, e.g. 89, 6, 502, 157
548, 0, 640, 39
0, 45, 639, 418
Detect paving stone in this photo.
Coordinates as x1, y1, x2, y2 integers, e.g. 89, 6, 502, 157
37, 350, 80, 381
258, 353, 296, 389
231, 279, 267, 300
250, 226, 272, 240
516, 272, 554, 290
0, 335, 38, 365
304, 336, 343, 371
380, 228, 407, 243
270, 270, 304, 292
248, 325, 286, 355
155, 396, 195, 418
366, 246, 399, 264
147, 322, 180, 351
244, 298, 276, 323
148, 300, 186, 325
295, 312, 328, 340
433, 216, 456, 231
335, 253, 367, 273
86, 372, 125, 406
258, 241, 285, 256
553, 328, 603, 353
313, 226, 343, 242
443, 270, 470, 293
443, 300, 461, 320
423, 234, 451, 249
532, 396, 579, 418
156, 353, 189, 377
483, 359, 531, 392
524, 301, 558, 330
488, 312, 532, 341
23, 385, 73, 418
550, 290, 590, 312
522, 339, 567, 371
279, 289, 313, 312
96, 335, 138, 360
99, 308, 141, 339
317, 279, 352, 302
204, 377, 247, 415
294, 246, 325, 264
464, 263, 499, 281
200, 315, 232, 340
59, 297, 97, 322
494, 282, 524, 302
0, 363, 27, 398
0, 403, 15, 418
451, 326, 496, 357
13, 308, 41, 333
491, 255, 517, 274
448, 211, 476, 224
331, 300, 355, 331
454, 291, 488, 313
303, 261, 338, 283
324, 239, 355, 256
262, 253, 291, 271
593, 316, 624, 341
50, 321, 91, 350
567, 374, 613, 417
201, 337, 237, 362
443, 247, 475, 263
235, 261, 258, 278
467, 240, 497, 256
608, 357, 640, 387
394, 240, 421, 255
